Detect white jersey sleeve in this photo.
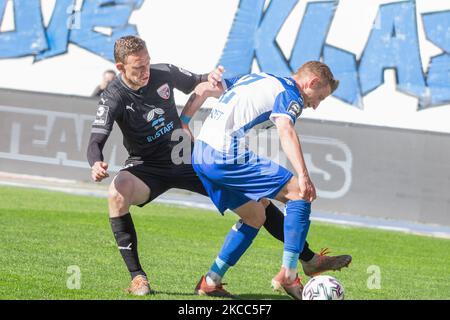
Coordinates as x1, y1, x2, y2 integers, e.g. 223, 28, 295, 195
198, 73, 304, 154
270, 89, 304, 124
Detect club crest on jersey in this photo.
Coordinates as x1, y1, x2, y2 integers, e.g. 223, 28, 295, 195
94, 105, 109, 126
157, 83, 170, 100
287, 101, 302, 118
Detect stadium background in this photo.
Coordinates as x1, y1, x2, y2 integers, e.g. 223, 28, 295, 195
0, 0, 449, 301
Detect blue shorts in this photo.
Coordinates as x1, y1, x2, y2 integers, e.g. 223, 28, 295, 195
192, 140, 293, 214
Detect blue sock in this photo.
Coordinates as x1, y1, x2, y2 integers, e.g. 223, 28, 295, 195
209, 220, 259, 278
282, 251, 300, 270
283, 200, 311, 269
210, 257, 230, 278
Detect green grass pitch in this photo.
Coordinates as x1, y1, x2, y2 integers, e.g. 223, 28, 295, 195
0, 186, 449, 300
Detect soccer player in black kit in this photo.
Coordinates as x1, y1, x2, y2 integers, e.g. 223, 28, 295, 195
87, 35, 351, 297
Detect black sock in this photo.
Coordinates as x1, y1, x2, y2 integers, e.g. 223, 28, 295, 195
110, 213, 146, 279
263, 201, 315, 262
300, 240, 315, 262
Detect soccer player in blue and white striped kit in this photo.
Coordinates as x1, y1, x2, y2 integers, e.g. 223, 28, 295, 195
185, 61, 339, 299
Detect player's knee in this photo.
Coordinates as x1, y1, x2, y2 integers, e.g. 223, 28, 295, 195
245, 212, 266, 228
285, 192, 303, 202
108, 178, 133, 208
108, 187, 127, 209
276, 178, 303, 203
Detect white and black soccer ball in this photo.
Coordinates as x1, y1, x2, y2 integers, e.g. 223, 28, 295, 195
302, 275, 345, 300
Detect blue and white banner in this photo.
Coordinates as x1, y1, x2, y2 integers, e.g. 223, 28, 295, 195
0, 0, 449, 132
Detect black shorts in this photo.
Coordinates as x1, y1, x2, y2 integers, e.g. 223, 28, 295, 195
121, 161, 208, 207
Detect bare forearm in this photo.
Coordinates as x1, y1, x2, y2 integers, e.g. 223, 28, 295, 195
279, 126, 309, 177
181, 82, 223, 119
180, 92, 205, 119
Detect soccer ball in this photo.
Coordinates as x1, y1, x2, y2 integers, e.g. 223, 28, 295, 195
302, 275, 345, 300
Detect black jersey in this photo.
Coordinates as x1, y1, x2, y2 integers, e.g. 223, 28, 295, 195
87, 64, 204, 167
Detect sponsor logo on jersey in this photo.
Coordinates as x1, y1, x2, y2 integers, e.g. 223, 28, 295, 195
93, 105, 109, 126
157, 83, 171, 100
287, 101, 302, 119
144, 107, 165, 122
152, 117, 166, 130
126, 103, 135, 112
146, 121, 174, 142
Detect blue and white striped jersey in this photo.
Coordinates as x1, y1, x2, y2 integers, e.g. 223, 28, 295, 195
197, 72, 304, 154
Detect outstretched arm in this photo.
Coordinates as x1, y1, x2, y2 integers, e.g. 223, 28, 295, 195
181, 82, 224, 120
179, 66, 225, 125
179, 83, 224, 141
274, 116, 316, 202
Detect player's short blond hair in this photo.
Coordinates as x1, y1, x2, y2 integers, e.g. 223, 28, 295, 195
114, 35, 147, 64
295, 61, 339, 93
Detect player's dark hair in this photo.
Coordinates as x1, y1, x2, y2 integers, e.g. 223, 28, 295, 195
296, 61, 339, 93
114, 36, 147, 64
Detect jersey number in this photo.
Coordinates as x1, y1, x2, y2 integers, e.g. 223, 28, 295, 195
219, 74, 265, 104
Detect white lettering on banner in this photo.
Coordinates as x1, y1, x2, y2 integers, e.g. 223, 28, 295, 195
302, 136, 353, 199
249, 130, 353, 199
0, 105, 122, 172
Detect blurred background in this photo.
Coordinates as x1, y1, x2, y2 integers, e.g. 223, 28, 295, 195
0, 0, 449, 235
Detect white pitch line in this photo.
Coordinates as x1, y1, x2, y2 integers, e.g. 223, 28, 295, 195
1, 179, 450, 239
